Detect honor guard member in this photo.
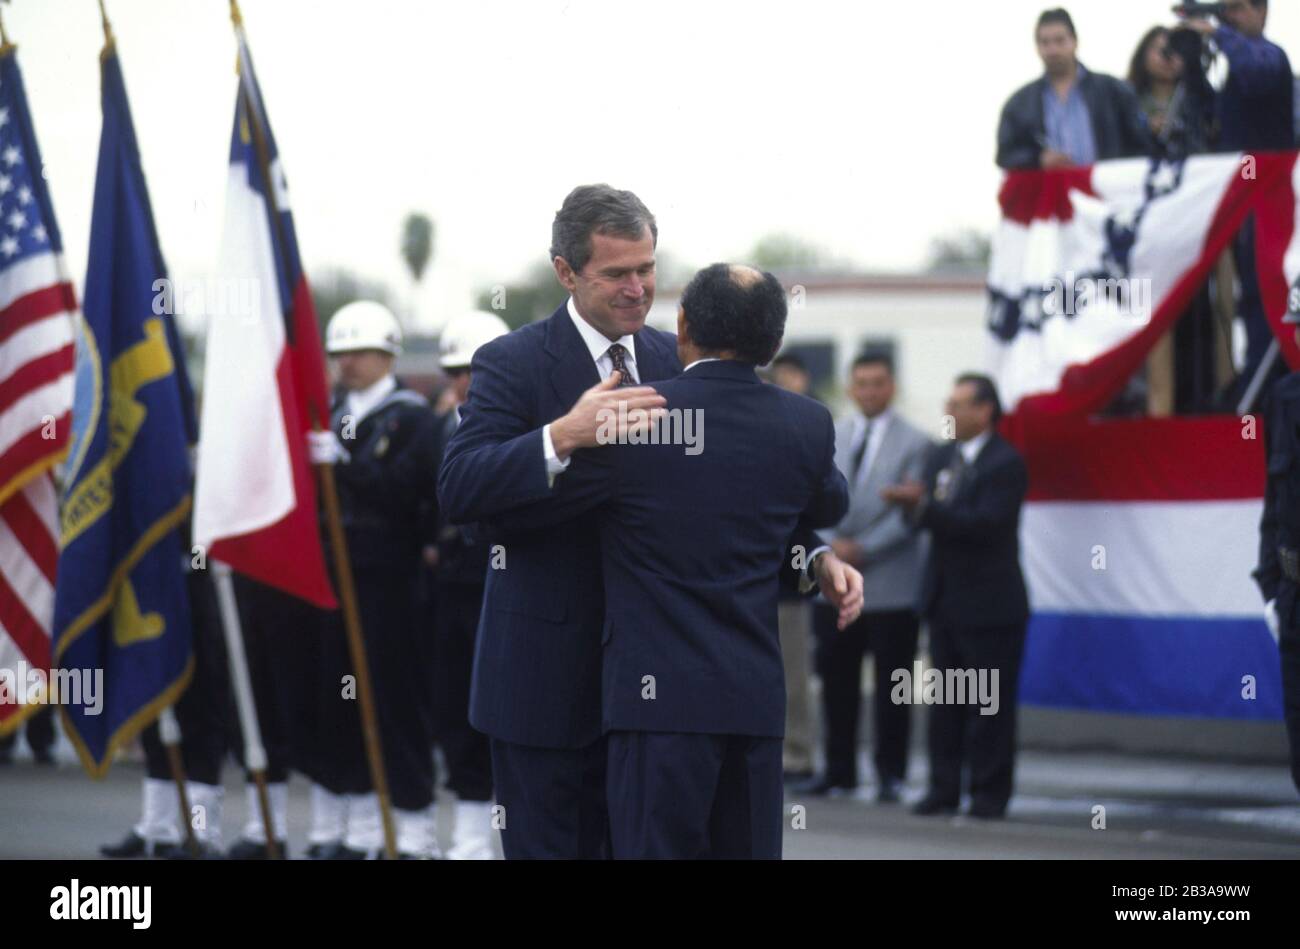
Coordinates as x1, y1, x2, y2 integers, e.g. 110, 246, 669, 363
305, 301, 441, 858
102, 546, 230, 859
429, 311, 509, 859
224, 574, 321, 859
1255, 301, 1300, 798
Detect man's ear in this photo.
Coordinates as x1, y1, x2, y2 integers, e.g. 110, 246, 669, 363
676, 308, 689, 344
553, 257, 578, 293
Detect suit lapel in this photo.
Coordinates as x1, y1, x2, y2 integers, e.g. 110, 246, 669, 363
633, 327, 679, 383
546, 302, 678, 409
546, 305, 601, 411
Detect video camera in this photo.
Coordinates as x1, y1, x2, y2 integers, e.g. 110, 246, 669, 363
1171, 2, 1228, 17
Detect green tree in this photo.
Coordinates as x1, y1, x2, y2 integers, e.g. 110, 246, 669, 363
748, 233, 834, 271
475, 261, 568, 331
926, 228, 991, 274
401, 213, 435, 283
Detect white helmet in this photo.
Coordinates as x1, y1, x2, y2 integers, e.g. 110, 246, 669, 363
440, 310, 510, 369
326, 300, 403, 356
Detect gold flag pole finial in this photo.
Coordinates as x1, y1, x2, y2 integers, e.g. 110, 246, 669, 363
0, 1, 14, 54
229, 0, 242, 75
97, 0, 114, 53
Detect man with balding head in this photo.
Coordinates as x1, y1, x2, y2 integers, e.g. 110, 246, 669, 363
440, 187, 863, 859
494, 263, 849, 858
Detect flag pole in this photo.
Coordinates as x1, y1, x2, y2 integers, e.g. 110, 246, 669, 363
96, 0, 203, 858
1236, 338, 1280, 418
211, 561, 281, 859
159, 706, 201, 857
227, 0, 398, 860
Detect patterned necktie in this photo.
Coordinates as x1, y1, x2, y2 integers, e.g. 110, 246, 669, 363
606, 343, 635, 387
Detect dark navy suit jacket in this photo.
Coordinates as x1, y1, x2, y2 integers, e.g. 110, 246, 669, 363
917, 433, 1030, 630
493, 359, 848, 738
437, 303, 681, 748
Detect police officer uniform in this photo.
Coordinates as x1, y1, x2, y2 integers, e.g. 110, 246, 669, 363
1255, 304, 1300, 796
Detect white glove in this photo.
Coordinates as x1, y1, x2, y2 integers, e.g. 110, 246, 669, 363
307, 430, 349, 465
1265, 599, 1280, 645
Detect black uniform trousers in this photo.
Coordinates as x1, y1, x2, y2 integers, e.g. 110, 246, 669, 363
605, 731, 783, 860
228, 576, 317, 786
434, 581, 493, 801
925, 621, 1027, 811
142, 569, 228, 785
311, 564, 436, 811
1281, 624, 1300, 795
813, 604, 919, 786
490, 737, 608, 859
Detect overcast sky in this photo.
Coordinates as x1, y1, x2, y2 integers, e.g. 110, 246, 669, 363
9, 0, 1300, 331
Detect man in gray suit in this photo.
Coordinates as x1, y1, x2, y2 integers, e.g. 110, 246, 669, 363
801, 351, 931, 802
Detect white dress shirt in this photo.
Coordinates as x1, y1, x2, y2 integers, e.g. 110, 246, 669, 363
958, 428, 992, 466
542, 298, 640, 480
565, 297, 640, 384
683, 357, 721, 373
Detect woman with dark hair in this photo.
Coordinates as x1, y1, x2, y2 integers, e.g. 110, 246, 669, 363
1124, 27, 1222, 418
1128, 25, 1211, 160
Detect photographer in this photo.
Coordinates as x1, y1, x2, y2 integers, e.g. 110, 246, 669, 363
1181, 0, 1294, 152
1182, 0, 1294, 396
996, 8, 1151, 170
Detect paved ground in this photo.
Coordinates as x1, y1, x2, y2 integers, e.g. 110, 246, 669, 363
2, 736, 1298, 859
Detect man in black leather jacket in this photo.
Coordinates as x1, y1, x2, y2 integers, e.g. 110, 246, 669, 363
997, 8, 1152, 170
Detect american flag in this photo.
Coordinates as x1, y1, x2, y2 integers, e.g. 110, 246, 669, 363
0, 45, 76, 733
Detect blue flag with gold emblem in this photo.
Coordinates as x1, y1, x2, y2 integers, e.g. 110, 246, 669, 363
52, 42, 195, 776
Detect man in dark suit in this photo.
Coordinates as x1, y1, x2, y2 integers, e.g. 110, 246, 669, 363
438, 187, 863, 859
1254, 307, 1300, 797
492, 264, 849, 858
882, 374, 1030, 820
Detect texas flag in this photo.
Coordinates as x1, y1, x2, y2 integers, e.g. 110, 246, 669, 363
192, 25, 336, 609
987, 151, 1300, 720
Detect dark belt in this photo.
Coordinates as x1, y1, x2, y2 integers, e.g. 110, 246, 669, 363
1280, 546, 1300, 584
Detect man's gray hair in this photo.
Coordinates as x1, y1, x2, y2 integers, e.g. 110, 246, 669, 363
550, 184, 657, 274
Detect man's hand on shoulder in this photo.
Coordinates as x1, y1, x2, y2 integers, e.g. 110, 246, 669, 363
549, 372, 667, 460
